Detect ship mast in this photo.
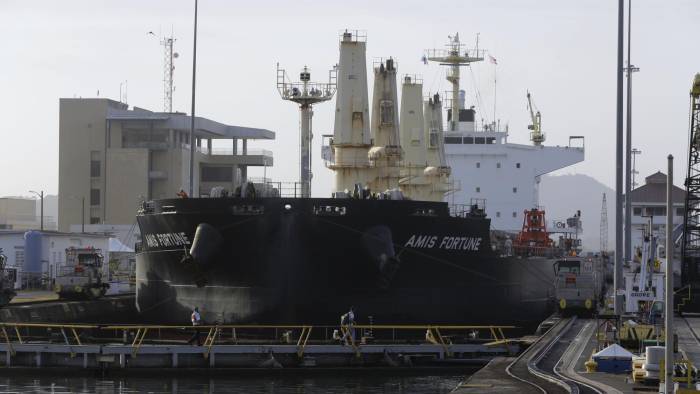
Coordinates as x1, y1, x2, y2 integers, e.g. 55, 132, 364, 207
425, 34, 484, 132
277, 65, 337, 197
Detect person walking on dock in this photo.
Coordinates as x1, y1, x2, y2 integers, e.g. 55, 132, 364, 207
340, 307, 355, 345
187, 307, 202, 345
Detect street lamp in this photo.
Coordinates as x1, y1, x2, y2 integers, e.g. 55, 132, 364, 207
69, 195, 85, 233
28, 190, 44, 231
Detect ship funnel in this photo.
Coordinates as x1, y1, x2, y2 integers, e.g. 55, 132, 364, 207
328, 30, 372, 193
369, 57, 403, 191
398, 75, 428, 200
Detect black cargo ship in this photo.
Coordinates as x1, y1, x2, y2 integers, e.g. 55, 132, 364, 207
136, 197, 556, 326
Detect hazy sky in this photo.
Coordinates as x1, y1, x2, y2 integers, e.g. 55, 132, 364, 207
1, 0, 698, 199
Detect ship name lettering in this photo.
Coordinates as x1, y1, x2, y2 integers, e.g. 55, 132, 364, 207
405, 235, 481, 251
145, 232, 190, 248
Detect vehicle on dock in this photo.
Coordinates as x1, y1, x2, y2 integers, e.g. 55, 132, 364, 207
0, 248, 17, 306
54, 247, 109, 300
554, 257, 603, 315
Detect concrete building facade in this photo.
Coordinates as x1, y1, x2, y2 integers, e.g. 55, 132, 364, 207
58, 99, 274, 231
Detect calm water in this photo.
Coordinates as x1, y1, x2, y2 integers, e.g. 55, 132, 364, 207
0, 374, 468, 393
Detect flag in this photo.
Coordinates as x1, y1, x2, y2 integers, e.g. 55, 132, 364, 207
488, 54, 497, 65
421, 55, 428, 65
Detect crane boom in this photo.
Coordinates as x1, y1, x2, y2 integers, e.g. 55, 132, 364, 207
526, 90, 545, 146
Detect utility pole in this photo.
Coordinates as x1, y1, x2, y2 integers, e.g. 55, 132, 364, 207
188, 0, 198, 198
601, 193, 609, 253
665, 154, 674, 394
614, 0, 625, 316
624, 0, 640, 267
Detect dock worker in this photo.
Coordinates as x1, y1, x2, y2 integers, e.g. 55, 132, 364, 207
187, 307, 202, 345
340, 306, 355, 345
177, 189, 189, 198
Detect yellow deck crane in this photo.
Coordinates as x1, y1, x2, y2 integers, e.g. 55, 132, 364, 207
526, 91, 545, 145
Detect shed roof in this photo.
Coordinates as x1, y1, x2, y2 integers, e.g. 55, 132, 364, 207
626, 171, 685, 204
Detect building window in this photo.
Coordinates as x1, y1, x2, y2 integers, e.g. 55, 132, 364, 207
201, 166, 233, 182
496, 212, 501, 218
633, 207, 642, 216
496, 162, 501, 168
513, 187, 518, 193
476, 162, 480, 168
90, 189, 100, 206
512, 212, 517, 218
463, 137, 474, 144
475, 137, 485, 144
444, 136, 462, 144
15, 250, 24, 266
516, 163, 521, 169
645, 206, 666, 216
90, 217, 100, 224
379, 100, 394, 126
677, 207, 685, 216
90, 160, 101, 177
476, 187, 480, 193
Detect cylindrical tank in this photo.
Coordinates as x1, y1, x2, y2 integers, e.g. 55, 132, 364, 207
23, 231, 43, 273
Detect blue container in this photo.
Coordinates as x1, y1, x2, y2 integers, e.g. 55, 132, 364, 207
23, 231, 43, 273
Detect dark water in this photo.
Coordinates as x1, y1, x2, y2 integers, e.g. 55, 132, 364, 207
0, 374, 468, 393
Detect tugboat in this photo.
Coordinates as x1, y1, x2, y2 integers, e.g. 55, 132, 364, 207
135, 31, 559, 326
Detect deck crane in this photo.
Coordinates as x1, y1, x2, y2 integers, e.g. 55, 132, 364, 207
526, 91, 545, 146
679, 73, 700, 313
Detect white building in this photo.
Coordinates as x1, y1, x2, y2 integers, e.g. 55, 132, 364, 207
444, 116, 584, 231
625, 171, 685, 256
0, 230, 111, 289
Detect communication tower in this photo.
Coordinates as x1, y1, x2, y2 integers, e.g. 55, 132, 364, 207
277, 65, 337, 197
600, 193, 608, 253
424, 34, 484, 132
149, 31, 179, 112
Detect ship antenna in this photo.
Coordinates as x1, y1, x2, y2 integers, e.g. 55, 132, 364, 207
424, 34, 484, 132
188, 0, 198, 197
276, 64, 337, 197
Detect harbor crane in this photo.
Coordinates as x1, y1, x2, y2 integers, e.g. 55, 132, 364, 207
526, 91, 545, 145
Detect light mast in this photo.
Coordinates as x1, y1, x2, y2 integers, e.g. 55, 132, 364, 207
277, 65, 337, 197
425, 34, 484, 132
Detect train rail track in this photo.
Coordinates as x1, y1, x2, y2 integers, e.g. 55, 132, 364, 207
505, 316, 604, 393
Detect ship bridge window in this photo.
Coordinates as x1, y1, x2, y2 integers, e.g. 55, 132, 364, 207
512, 212, 517, 218
513, 187, 518, 193
231, 205, 264, 215
516, 163, 521, 169
486, 137, 495, 144
444, 136, 462, 144
497, 162, 501, 169
463, 137, 474, 144
202, 166, 233, 182
476, 162, 480, 168
475, 137, 485, 144
313, 205, 347, 216
475, 187, 480, 193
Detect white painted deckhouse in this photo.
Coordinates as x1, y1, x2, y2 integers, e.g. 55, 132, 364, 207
424, 34, 584, 231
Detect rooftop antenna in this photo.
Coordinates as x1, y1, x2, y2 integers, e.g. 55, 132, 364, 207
424, 34, 484, 132
277, 64, 337, 197
149, 29, 178, 112
631, 148, 642, 188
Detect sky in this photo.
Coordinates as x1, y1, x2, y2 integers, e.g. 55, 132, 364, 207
0, 0, 698, 199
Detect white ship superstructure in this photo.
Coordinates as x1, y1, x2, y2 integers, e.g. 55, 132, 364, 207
425, 34, 585, 231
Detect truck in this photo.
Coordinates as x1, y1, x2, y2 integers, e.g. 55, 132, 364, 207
54, 247, 109, 300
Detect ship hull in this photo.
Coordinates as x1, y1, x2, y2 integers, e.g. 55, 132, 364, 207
136, 197, 556, 327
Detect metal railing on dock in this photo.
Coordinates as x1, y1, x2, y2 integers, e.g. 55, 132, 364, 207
0, 322, 520, 370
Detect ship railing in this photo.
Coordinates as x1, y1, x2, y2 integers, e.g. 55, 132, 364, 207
98, 323, 518, 358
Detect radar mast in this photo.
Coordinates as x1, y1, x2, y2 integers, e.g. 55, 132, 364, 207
277, 64, 337, 197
